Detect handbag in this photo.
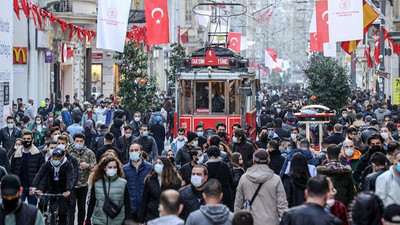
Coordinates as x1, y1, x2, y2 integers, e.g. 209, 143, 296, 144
102, 178, 122, 219
241, 183, 263, 210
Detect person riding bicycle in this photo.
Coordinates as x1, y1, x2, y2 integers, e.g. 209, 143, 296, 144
31, 148, 74, 225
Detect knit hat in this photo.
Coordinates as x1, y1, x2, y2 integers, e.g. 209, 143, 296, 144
253, 149, 269, 164
187, 131, 198, 143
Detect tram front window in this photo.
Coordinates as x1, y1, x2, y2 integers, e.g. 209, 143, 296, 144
196, 82, 209, 113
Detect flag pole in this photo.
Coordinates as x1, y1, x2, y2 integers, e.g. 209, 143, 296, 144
178, 25, 181, 44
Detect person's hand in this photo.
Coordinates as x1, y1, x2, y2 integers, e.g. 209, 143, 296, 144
35, 190, 43, 198
63, 191, 71, 198
29, 188, 36, 196
80, 162, 89, 169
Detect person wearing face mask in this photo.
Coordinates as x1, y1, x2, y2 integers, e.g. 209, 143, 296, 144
0, 175, 45, 225
230, 152, 244, 189
216, 123, 232, 145
81, 103, 97, 127
180, 148, 204, 185
229, 129, 255, 170
179, 165, 209, 221
175, 131, 198, 166
31, 148, 73, 225
325, 178, 349, 225
122, 143, 152, 223
42, 140, 58, 162
86, 156, 131, 225
380, 126, 394, 147
10, 131, 45, 205
255, 127, 269, 149
129, 112, 142, 137
67, 133, 96, 225
316, 144, 354, 207
338, 108, 353, 128
171, 128, 187, 155
280, 175, 341, 225
138, 157, 182, 224
376, 151, 400, 206
29, 115, 47, 147
116, 125, 135, 164
338, 140, 361, 186
133, 124, 158, 164
0, 116, 22, 152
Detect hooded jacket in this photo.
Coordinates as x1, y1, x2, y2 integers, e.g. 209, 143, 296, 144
316, 162, 355, 206
185, 205, 233, 225
374, 107, 391, 123
234, 164, 288, 225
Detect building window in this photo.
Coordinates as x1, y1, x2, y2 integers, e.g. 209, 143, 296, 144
91, 64, 103, 94
185, 0, 192, 26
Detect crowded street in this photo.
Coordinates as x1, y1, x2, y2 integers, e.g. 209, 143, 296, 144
1, 0, 400, 225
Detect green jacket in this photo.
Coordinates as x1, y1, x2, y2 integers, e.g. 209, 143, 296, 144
68, 144, 97, 187
91, 175, 127, 225
29, 123, 47, 146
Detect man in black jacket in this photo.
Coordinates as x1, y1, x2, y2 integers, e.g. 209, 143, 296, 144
0, 116, 22, 151
326, 124, 345, 145
10, 131, 45, 205
116, 125, 134, 164
96, 132, 122, 162
280, 175, 342, 225
31, 148, 74, 225
180, 148, 203, 185
361, 152, 387, 192
132, 124, 158, 163
267, 140, 285, 175
274, 118, 290, 139
179, 165, 208, 221
229, 129, 255, 170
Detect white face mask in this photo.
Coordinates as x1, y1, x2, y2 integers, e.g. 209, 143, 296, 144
125, 133, 132, 138
344, 148, 354, 157
191, 175, 203, 188
14, 145, 20, 150
36, 120, 41, 124
381, 132, 389, 140
106, 168, 118, 177
290, 133, 297, 139
48, 118, 54, 121
192, 141, 198, 147
178, 135, 185, 141
134, 117, 141, 122
53, 134, 60, 142
326, 199, 335, 207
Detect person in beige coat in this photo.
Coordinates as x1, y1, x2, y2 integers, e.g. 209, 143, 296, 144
234, 149, 288, 225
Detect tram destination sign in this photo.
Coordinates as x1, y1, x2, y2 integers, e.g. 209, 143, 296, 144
191, 49, 229, 66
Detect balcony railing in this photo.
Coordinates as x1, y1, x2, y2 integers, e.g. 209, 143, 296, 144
53, 0, 73, 12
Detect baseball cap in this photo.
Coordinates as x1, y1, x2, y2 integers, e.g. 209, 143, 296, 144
371, 120, 380, 126
1, 175, 21, 196
155, 116, 162, 123
383, 204, 400, 223
253, 149, 270, 164
52, 148, 64, 156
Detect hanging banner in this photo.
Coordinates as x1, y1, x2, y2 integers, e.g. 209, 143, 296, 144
328, 0, 363, 42
323, 42, 337, 57
145, 0, 170, 45
393, 78, 400, 104
316, 1, 329, 44
227, 32, 241, 52
96, 0, 131, 52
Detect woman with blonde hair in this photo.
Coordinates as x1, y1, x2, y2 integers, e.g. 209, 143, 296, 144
86, 156, 130, 225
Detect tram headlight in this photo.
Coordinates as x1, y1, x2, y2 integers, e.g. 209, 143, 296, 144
183, 58, 192, 72
228, 58, 237, 72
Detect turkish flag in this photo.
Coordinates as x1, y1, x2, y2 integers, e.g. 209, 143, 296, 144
315, 1, 329, 44
228, 32, 241, 52
181, 30, 189, 44
374, 37, 380, 64
364, 46, 373, 68
310, 33, 323, 52
145, 0, 170, 45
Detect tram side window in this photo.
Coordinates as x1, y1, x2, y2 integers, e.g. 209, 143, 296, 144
196, 82, 209, 113
183, 80, 192, 114
211, 82, 225, 113
229, 80, 236, 114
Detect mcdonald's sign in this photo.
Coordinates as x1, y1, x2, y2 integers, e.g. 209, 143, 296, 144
13, 47, 28, 64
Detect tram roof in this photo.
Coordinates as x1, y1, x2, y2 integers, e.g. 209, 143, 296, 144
178, 71, 255, 80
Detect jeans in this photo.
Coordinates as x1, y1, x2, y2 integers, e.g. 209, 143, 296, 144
20, 187, 37, 205
69, 186, 88, 225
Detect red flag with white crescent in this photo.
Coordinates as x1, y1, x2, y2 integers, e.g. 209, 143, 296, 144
228, 32, 241, 52
315, 1, 329, 44
145, 0, 170, 45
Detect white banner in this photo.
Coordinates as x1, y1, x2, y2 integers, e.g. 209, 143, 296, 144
0, 0, 13, 127
328, 0, 363, 42
265, 50, 275, 68
97, 0, 131, 52
309, 7, 316, 33
323, 42, 337, 57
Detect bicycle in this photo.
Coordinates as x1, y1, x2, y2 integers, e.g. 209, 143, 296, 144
35, 192, 65, 225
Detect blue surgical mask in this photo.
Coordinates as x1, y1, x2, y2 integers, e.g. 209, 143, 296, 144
130, 152, 141, 162
197, 132, 203, 137
232, 136, 239, 143
51, 159, 61, 167
396, 163, 400, 173
142, 131, 148, 137
75, 144, 84, 150
268, 131, 274, 137
286, 148, 291, 154
154, 164, 163, 175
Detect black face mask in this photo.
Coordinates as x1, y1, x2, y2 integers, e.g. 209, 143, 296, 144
218, 132, 225, 137
370, 145, 383, 154
261, 133, 268, 141
22, 140, 32, 148
169, 157, 175, 164
2, 197, 19, 213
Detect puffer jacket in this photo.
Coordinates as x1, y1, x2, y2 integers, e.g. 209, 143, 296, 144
10, 145, 45, 186
362, 168, 387, 191
122, 159, 152, 215
68, 144, 97, 187
175, 144, 192, 166
229, 139, 255, 170
316, 162, 354, 206
179, 185, 205, 221
234, 164, 288, 225
86, 175, 130, 225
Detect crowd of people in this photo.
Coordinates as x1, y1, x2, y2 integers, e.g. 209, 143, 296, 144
0, 88, 399, 225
